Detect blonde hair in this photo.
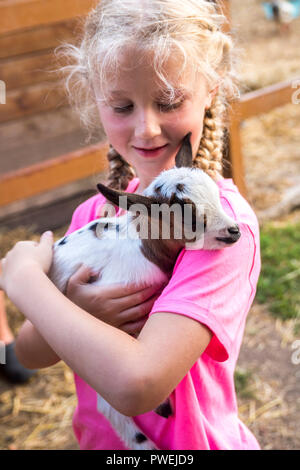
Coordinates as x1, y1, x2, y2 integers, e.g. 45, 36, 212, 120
57, 0, 239, 188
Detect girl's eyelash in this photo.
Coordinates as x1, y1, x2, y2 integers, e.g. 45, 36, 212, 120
112, 100, 184, 114
158, 100, 184, 111
112, 104, 133, 114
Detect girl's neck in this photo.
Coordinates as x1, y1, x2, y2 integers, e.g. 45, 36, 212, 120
133, 176, 154, 195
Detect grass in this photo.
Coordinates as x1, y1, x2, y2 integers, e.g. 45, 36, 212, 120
256, 220, 300, 322
234, 368, 256, 400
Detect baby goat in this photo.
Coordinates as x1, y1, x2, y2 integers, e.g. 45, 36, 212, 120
49, 133, 241, 450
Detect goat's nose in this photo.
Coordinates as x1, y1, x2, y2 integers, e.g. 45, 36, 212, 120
227, 225, 241, 241
228, 225, 240, 235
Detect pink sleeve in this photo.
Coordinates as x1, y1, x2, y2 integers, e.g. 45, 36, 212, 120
64, 194, 107, 236
64, 177, 140, 236
150, 200, 260, 362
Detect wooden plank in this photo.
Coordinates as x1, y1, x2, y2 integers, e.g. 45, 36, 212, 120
0, 19, 79, 59
0, 82, 67, 122
0, 51, 57, 91
228, 112, 247, 198
227, 78, 298, 196
0, 0, 96, 35
235, 79, 297, 121
0, 144, 109, 207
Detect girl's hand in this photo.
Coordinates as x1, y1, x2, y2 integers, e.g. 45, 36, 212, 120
0, 231, 54, 295
66, 264, 166, 336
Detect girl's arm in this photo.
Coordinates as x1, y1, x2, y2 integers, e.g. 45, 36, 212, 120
1, 258, 61, 370
0, 234, 211, 416
6, 265, 211, 416
15, 276, 164, 370
15, 320, 61, 369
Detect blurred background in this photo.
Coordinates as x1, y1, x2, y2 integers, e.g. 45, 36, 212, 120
0, 0, 299, 450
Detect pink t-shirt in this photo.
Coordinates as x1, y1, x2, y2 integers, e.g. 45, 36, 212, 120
65, 177, 261, 450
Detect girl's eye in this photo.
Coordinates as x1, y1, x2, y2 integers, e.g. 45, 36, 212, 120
113, 104, 133, 114
112, 100, 184, 114
158, 100, 184, 112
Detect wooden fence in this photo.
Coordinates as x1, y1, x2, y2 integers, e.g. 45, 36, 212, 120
0, 0, 298, 209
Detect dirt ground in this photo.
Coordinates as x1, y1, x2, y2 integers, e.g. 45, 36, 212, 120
0, 0, 300, 450
230, 0, 300, 450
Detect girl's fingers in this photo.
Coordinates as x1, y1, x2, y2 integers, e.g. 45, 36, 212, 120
105, 281, 163, 300
118, 293, 160, 323
68, 264, 98, 286
40, 231, 53, 244
117, 284, 165, 311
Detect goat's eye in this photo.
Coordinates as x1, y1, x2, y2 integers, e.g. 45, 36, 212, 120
176, 183, 185, 192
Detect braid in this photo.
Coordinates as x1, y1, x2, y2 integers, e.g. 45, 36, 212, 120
97, 145, 136, 218
106, 145, 136, 190
193, 91, 226, 180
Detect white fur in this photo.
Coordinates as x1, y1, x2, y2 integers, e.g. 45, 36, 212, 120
48, 166, 240, 450
144, 167, 237, 250
49, 216, 168, 293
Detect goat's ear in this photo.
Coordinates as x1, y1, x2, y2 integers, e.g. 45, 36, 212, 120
175, 132, 193, 168
97, 183, 155, 214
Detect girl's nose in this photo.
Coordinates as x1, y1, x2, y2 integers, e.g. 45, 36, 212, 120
134, 108, 161, 139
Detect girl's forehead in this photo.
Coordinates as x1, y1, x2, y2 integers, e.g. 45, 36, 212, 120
97, 48, 205, 98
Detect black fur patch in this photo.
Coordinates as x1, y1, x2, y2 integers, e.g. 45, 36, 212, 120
176, 183, 185, 192
135, 432, 148, 443
154, 184, 163, 194
58, 236, 68, 246
155, 400, 173, 418
100, 222, 120, 233
89, 222, 99, 233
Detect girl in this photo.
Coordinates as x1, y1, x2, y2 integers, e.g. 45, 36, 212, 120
0, 0, 261, 450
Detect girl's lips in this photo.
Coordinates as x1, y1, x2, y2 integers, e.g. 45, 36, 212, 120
133, 144, 168, 158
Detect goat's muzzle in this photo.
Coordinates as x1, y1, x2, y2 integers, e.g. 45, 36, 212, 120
216, 224, 241, 245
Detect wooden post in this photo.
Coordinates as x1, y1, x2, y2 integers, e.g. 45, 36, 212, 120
216, 1, 247, 194
228, 108, 247, 197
